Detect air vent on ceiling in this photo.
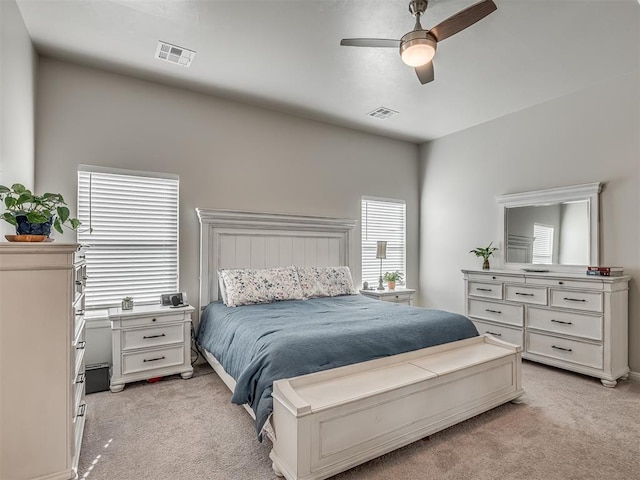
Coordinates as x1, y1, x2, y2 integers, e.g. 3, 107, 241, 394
155, 41, 196, 68
367, 107, 399, 120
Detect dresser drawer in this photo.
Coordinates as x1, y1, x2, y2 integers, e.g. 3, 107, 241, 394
73, 376, 85, 414
468, 282, 502, 300
526, 277, 604, 291
121, 345, 185, 375
550, 289, 602, 312
471, 320, 523, 348
468, 299, 523, 327
505, 285, 547, 305
528, 307, 602, 341
468, 273, 524, 284
527, 332, 603, 369
120, 312, 187, 328
121, 324, 184, 351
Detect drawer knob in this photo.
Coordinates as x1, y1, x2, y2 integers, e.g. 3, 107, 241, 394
143, 356, 166, 363
77, 403, 87, 417
558, 281, 564, 285
75, 310, 85, 316
143, 333, 166, 339
76, 341, 86, 350
485, 308, 502, 314
75, 373, 86, 384
551, 319, 573, 325
551, 345, 573, 352
563, 297, 586, 302
152, 318, 157, 322
485, 331, 502, 337
491, 276, 497, 280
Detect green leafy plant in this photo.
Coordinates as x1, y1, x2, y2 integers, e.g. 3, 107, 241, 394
383, 271, 404, 283
469, 242, 498, 261
0, 183, 81, 234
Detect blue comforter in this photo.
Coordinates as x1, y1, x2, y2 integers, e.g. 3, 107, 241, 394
197, 295, 478, 438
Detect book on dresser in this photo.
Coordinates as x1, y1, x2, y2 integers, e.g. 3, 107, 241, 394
586, 266, 624, 276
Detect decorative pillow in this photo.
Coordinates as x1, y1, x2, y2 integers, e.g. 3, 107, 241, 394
219, 266, 304, 307
217, 272, 228, 304
297, 266, 357, 298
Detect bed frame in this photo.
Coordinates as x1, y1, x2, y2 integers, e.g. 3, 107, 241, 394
196, 209, 523, 480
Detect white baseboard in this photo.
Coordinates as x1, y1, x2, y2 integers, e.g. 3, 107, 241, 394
628, 371, 640, 383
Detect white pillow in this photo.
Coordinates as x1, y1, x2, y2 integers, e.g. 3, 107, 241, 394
219, 266, 304, 307
217, 272, 228, 304
297, 266, 357, 298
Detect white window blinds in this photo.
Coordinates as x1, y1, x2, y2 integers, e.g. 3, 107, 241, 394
361, 197, 406, 286
77, 167, 179, 309
532, 223, 554, 265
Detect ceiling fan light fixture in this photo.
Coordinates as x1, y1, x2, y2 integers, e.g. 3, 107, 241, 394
400, 32, 436, 67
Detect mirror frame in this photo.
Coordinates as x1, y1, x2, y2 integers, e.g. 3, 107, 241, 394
496, 182, 602, 271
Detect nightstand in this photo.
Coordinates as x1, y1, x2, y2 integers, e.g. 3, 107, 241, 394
108, 304, 194, 392
359, 287, 416, 305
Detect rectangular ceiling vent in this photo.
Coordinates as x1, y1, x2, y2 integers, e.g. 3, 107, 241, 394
367, 107, 398, 120
155, 41, 196, 68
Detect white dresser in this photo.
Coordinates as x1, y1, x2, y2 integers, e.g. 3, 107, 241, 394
109, 304, 194, 392
0, 243, 86, 480
462, 269, 630, 386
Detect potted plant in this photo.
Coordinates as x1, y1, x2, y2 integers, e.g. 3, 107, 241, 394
121, 296, 134, 310
383, 271, 403, 290
0, 183, 81, 239
469, 242, 498, 270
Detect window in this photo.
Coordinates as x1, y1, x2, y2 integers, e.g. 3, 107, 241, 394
361, 197, 406, 287
77, 166, 179, 309
532, 223, 554, 264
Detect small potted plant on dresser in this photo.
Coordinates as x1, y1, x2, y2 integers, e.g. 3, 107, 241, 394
0, 183, 81, 241
383, 271, 403, 290
469, 242, 498, 270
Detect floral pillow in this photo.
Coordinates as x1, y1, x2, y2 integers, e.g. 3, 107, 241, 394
297, 266, 357, 298
219, 266, 304, 307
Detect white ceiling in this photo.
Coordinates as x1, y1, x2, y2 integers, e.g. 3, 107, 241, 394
16, 0, 640, 144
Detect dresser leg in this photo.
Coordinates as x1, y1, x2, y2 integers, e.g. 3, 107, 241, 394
180, 370, 194, 380
620, 373, 629, 381
600, 378, 617, 388
510, 394, 525, 404
110, 384, 125, 393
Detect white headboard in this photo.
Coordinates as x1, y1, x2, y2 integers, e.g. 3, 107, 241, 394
196, 209, 357, 308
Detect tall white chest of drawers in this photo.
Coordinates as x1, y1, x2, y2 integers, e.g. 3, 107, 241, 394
0, 243, 86, 480
462, 269, 630, 387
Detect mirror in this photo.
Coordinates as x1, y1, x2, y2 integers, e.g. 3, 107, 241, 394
497, 183, 601, 268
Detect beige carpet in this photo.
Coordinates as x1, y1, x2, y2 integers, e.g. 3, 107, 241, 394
78, 361, 640, 480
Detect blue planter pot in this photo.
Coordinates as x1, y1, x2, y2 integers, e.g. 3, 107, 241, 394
16, 215, 53, 236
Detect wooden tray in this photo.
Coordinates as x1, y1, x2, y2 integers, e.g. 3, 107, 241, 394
4, 235, 51, 242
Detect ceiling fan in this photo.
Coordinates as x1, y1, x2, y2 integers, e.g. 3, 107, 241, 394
340, 0, 497, 84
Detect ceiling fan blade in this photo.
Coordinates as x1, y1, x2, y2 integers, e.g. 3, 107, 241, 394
415, 62, 434, 84
430, 0, 497, 42
340, 38, 401, 48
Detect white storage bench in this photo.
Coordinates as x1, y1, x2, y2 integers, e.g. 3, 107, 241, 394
270, 335, 523, 480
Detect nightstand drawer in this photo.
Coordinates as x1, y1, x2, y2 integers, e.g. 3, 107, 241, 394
121, 324, 184, 351
468, 282, 502, 300
505, 285, 547, 305
121, 345, 185, 375
468, 299, 523, 327
471, 320, 523, 347
528, 307, 602, 341
122, 312, 186, 328
527, 332, 603, 369
550, 289, 602, 312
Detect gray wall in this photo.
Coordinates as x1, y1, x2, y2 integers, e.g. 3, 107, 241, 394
35, 58, 420, 321
0, 0, 37, 237
418, 71, 640, 372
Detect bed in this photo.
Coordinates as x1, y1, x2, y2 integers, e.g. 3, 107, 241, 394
196, 209, 523, 480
